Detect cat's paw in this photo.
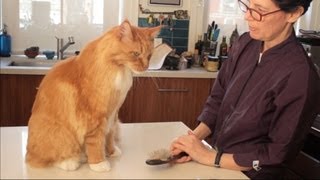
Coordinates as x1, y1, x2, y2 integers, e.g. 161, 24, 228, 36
54, 158, 81, 171
89, 160, 111, 172
110, 145, 122, 157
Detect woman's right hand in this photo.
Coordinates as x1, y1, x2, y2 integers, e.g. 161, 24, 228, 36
170, 130, 216, 165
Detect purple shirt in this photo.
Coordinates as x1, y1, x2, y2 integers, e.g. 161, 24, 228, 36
198, 32, 320, 177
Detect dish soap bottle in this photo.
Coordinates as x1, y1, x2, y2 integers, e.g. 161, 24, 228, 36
0, 24, 11, 57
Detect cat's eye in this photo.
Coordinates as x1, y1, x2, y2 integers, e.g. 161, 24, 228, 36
132, 51, 140, 57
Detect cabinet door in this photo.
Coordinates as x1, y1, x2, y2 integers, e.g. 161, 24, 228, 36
119, 77, 214, 129
0, 74, 44, 126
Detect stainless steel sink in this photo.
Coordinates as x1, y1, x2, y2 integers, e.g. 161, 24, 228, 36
8, 60, 57, 67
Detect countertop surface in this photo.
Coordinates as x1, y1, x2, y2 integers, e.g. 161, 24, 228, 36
0, 56, 218, 78
0, 122, 248, 179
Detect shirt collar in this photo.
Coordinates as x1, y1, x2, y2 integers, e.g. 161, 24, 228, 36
260, 29, 297, 55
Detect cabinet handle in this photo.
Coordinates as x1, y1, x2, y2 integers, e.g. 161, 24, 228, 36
158, 88, 189, 92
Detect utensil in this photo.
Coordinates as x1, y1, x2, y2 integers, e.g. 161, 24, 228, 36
146, 150, 188, 165
213, 28, 220, 41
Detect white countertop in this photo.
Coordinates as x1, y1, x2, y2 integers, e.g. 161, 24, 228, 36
0, 56, 217, 78
0, 122, 248, 179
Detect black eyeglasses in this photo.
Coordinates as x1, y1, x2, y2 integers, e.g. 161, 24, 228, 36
238, 0, 282, 21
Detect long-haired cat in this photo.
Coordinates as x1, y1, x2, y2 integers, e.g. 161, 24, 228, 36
26, 20, 161, 172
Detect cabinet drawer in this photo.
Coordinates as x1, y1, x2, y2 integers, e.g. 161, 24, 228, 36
120, 77, 214, 129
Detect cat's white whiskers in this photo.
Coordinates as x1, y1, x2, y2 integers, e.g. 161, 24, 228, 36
135, 75, 142, 88
149, 74, 161, 89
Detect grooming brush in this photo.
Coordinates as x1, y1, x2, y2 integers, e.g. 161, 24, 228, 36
145, 149, 188, 165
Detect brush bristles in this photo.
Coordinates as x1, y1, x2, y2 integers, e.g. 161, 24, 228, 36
149, 148, 171, 160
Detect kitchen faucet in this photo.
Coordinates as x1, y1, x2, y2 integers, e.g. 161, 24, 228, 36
56, 36, 75, 59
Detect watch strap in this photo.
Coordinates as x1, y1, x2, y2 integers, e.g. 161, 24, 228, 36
214, 148, 223, 168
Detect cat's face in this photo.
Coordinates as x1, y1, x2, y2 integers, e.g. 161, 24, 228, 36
111, 21, 162, 73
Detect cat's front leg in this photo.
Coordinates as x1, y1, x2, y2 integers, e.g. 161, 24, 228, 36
85, 128, 111, 172
105, 120, 122, 157
105, 133, 122, 157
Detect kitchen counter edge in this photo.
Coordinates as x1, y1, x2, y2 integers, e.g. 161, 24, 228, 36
0, 58, 217, 78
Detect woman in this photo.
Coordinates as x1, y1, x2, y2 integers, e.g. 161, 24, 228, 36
170, 0, 320, 178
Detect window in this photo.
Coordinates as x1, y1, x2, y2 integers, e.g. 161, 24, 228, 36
19, 0, 104, 28
206, 0, 248, 42
1, 0, 122, 53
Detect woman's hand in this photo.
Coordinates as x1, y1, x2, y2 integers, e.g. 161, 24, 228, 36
170, 130, 216, 166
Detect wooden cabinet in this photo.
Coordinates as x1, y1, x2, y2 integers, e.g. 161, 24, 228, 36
1, 74, 214, 129
119, 77, 214, 129
0, 74, 44, 126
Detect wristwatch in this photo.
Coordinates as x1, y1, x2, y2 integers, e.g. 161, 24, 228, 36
214, 148, 223, 168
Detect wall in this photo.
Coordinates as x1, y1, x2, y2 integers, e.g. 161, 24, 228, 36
0, 0, 2, 26
122, 0, 140, 25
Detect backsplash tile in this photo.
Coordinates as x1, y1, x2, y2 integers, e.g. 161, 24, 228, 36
138, 18, 189, 55
172, 29, 189, 38
172, 38, 188, 47
173, 20, 189, 29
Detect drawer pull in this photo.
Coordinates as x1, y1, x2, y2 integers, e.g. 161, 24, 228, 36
158, 88, 189, 92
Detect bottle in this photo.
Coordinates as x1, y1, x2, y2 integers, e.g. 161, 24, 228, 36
229, 24, 239, 48
219, 36, 228, 56
0, 24, 11, 57
200, 33, 211, 66
193, 35, 203, 66
195, 35, 203, 54
202, 33, 210, 50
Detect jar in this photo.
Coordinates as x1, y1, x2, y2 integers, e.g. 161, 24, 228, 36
204, 55, 219, 72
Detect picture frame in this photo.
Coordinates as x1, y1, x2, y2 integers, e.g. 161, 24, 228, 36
149, 0, 182, 6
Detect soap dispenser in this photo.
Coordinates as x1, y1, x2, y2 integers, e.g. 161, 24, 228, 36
0, 24, 12, 57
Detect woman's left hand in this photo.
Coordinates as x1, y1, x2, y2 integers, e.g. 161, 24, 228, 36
170, 130, 216, 166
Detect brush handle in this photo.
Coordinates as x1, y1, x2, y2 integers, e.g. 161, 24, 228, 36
170, 152, 189, 161
145, 152, 189, 165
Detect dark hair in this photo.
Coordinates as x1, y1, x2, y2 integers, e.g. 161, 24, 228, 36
272, 0, 313, 15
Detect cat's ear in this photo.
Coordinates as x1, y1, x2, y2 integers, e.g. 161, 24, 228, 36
149, 25, 162, 38
119, 20, 133, 43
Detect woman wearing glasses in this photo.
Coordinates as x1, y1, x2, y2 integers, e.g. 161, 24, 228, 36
171, 0, 319, 178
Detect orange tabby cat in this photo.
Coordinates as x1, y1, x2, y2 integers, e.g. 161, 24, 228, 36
26, 20, 161, 172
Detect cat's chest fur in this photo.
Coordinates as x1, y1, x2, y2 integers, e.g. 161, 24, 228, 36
114, 67, 133, 103
103, 67, 132, 132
